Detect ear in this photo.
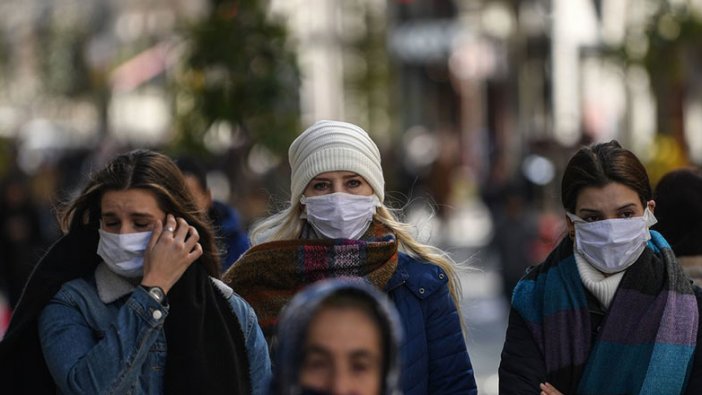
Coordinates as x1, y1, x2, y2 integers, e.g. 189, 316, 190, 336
646, 199, 656, 214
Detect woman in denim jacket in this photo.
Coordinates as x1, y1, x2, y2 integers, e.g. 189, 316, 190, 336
0, 150, 270, 394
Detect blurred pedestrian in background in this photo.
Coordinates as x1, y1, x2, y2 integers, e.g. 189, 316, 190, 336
0, 149, 270, 394
654, 167, 702, 287
500, 141, 702, 394
269, 278, 402, 395
487, 182, 540, 302
224, 120, 478, 394
0, 172, 48, 309
176, 156, 251, 272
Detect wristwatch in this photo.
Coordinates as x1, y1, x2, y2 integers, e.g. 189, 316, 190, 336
143, 285, 166, 305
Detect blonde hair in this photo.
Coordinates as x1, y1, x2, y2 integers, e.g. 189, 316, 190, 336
249, 200, 466, 331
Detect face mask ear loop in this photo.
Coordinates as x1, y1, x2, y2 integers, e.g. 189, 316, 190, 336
566, 212, 583, 223
644, 207, 658, 228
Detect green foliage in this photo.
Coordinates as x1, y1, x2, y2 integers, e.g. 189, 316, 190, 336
171, 0, 300, 156
39, 25, 92, 97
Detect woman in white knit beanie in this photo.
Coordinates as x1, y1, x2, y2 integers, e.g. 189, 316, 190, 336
224, 120, 477, 395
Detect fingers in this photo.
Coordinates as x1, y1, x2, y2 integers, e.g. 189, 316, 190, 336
540, 382, 563, 395
183, 226, 200, 253
173, 218, 189, 240
160, 214, 177, 239
148, 218, 164, 250
157, 214, 202, 259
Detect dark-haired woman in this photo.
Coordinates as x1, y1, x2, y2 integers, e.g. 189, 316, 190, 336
499, 141, 702, 394
0, 150, 270, 394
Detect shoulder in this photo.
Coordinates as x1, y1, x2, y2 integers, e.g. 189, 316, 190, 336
392, 252, 449, 299
52, 276, 97, 302
210, 277, 257, 326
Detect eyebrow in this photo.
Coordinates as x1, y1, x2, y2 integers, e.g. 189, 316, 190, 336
311, 173, 361, 181
578, 203, 638, 214
350, 350, 378, 361
101, 212, 156, 219
304, 345, 331, 358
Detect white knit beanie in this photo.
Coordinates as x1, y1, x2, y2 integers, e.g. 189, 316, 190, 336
289, 120, 384, 205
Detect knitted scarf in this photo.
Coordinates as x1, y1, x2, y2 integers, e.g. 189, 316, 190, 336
223, 220, 398, 339
512, 230, 698, 395
0, 227, 251, 394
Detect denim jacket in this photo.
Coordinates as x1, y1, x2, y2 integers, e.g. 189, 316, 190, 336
38, 263, 271, 395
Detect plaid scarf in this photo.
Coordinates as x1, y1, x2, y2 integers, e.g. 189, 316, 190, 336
223, 221, 398, 339
513, 230, 698, 395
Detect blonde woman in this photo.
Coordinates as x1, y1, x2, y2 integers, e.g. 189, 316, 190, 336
224, 120, 477, 394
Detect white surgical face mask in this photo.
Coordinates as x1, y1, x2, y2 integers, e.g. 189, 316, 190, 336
300, 192, 381, 240
96, 229, 152, 278
567, 207, 657, 273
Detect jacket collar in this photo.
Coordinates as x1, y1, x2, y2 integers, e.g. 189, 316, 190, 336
385, 253, 409, 292
94, 262, 140, 304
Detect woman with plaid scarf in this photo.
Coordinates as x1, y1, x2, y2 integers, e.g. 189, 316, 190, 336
224, 120, 478, 395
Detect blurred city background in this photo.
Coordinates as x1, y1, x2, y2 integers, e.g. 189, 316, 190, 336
0, 0, 701, 393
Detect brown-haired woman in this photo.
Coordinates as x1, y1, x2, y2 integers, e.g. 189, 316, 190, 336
0, 149, 270, 394
499, 141, 702, 394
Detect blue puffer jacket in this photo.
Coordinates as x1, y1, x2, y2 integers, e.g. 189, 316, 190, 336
386, 253, 478, 394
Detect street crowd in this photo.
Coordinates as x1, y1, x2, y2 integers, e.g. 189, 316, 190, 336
0, 120, 701, 395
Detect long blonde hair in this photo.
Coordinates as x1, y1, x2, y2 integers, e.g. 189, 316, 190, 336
249, 200, 466, 329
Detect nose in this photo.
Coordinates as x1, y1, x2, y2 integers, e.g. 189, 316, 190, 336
330, 180, 345, 194
118, 224, 136, 234
331, 371, 355, 395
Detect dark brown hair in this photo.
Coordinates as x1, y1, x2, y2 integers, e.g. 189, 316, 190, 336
561, 140, 651, 213
654, 167, 702, 256
59, 149, 220, 276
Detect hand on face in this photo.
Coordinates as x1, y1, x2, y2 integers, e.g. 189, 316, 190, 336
100, 189, 202, 294
142, 214, 202, 294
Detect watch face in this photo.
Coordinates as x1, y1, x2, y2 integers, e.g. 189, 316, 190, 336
149, 287, 164, 302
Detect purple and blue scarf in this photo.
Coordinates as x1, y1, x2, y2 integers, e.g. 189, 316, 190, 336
513, 230, 698, 394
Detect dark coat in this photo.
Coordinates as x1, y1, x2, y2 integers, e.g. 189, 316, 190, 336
210, 201, 250, 272
387, 253, 478, 395
499, 284, 702, 394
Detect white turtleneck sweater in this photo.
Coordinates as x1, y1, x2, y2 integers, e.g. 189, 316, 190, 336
574, 251, 625, 309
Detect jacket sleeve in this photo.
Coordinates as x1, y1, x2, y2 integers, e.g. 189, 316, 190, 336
225, 290, 272, 395
424, 282, 478, 394
38, 285, 168, 394
499, 307, 546, 394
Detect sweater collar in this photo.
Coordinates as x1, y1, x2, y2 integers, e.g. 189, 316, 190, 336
574, 250, 624, 309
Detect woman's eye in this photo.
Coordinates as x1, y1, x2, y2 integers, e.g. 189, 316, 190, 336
620, 211, 634, 218
303, 357, 328, 371
347, 179, 361, 188
103, 222, 119, 228
135, 222, 151, 229
351, 362, 370, 373
584, 216, 600, 222
313, 182, 329, 191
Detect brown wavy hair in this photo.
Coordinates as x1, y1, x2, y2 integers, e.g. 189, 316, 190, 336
58, 149, 220, 277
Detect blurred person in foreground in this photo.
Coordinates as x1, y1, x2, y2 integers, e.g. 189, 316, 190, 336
270, 278, 402, 395
0, 149, 270, 394
499, 141, 702, 394
654, 166, 702, 286
176, 156, 251, 272
224, 120, 477, 394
